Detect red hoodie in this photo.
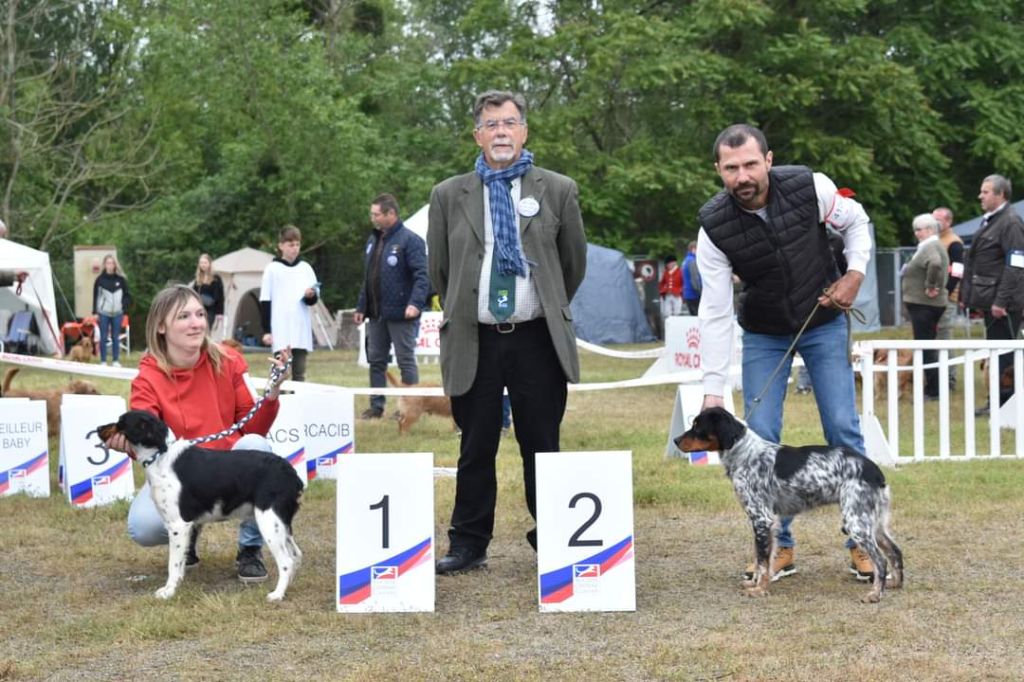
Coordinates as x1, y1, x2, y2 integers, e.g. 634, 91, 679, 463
130, 344, 279, 450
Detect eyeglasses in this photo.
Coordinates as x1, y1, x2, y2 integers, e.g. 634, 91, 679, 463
476, 118, 524, 132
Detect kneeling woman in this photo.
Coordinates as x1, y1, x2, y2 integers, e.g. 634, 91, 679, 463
114, 285, 286, 583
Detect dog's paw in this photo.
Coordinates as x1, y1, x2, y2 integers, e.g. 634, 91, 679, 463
860, 590, 881, 604
266, 591, 285, 602
743, 585, 769, 598
154, 586, 177, 600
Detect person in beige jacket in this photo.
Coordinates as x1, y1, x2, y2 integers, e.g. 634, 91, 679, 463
901, 213, 949, 398
428, 90, 587, 575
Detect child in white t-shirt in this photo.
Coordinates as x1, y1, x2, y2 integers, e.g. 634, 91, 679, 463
259, 225, 319, 381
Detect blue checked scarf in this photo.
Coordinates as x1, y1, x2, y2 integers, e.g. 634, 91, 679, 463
475, 149, 534, 277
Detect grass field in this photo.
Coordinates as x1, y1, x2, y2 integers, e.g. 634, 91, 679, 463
1, 338, 1023, 681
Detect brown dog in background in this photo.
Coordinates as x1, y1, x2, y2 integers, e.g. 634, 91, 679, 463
1, 367, 101, 435
871, 348, 914, 399
385, 370, 453, 434
65, 336, 95, 363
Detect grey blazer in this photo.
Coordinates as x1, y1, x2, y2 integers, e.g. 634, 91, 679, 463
427, 165, 587, 397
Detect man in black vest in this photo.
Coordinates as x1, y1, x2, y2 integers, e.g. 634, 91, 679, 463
696, 124, 876, 582
960, 174, 1024, 415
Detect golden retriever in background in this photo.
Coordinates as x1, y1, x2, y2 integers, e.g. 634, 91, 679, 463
65, 336, 95, 363
385, 370, 453, 434
1, 367, 101, 435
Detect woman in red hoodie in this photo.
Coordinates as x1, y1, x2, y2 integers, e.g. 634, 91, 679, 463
124, 285, 284, 583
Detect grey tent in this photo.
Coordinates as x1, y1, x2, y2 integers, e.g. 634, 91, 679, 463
571, 244, 655, 344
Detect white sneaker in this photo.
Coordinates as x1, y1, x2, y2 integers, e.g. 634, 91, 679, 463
112, 361, 122, 368
100, 361, 108, 366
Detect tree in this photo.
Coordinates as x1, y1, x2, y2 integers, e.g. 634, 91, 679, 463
1, 0, 159, 252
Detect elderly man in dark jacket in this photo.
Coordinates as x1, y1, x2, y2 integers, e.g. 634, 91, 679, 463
961, 174, 1024, 414
355, 193, 429, 419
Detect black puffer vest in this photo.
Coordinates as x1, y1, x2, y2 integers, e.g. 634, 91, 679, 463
699, 165, 841, 335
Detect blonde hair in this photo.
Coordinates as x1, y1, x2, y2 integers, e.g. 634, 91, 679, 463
194, 253, 216, 286
144, 285, 223, 375
102, 253, 123, 275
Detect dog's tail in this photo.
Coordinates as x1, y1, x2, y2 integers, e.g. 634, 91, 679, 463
2, 367, 19, 394
385, 370, 403, 387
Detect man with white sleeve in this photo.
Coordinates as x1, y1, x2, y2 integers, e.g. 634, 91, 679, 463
696, 123, 876, 583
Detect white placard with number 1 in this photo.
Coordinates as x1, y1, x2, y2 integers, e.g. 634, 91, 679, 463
536, 450, 636, 612
336, 452, 434, 613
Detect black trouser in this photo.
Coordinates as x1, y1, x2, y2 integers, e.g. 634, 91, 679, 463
905, 303, 944, 396
290, 348, 308, 382
447, 319, 567, 551
984, 311, 1022, 405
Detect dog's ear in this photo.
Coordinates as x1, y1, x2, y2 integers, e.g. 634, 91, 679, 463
707, 407, 746, 450
122, 410, 170, 452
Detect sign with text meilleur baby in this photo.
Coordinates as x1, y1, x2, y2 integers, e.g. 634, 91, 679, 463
336, 452, 434, 613
60, 394, 133, 508
266, 390, 354, 482
536, 450, 636, 612
0, 399, 50, 498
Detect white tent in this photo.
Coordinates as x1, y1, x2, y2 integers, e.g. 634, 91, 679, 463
404, 204, 429, 243
0, 238, 61, 354
212, 247, 334, 348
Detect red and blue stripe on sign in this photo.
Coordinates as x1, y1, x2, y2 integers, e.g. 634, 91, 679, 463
70, 457, 131, 505
338, 537, 432, 605
0, 451, 48, 494
307, 441, 353, 480
539, 535, 634, 604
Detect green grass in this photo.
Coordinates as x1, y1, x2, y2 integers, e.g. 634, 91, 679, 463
1, 338, 1023, 681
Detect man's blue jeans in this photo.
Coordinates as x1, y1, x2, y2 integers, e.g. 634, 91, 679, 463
741, 314, 865, 549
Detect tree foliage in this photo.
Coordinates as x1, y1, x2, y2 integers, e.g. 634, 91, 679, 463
4, 0, 1024, 322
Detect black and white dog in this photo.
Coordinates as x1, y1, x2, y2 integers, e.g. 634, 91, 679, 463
97, 410, 304, 601
675, 407, 903, 603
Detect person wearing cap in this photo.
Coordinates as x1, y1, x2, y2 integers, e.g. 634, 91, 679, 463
658, 254, 683, 319
697, 123, 876, 583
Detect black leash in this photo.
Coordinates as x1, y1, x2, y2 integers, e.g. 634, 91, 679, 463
746, 290, 865, 422
183, 352, 293, 449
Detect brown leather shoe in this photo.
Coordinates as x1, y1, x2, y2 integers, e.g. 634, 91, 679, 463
849, 546, 875, 582
743, 546, 796, 582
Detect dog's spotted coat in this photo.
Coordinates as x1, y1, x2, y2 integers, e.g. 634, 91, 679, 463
97, 410, 304, 601
676, 407, 904, 603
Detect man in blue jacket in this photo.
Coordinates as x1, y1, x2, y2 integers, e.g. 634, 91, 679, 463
355, 193, 430, 419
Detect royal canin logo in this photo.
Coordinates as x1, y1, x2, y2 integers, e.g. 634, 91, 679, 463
686, 327, 701, 350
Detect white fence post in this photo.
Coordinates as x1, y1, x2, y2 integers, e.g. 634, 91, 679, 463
861, 339, 1023, 462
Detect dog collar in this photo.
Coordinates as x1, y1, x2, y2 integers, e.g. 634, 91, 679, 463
134, 445, 161, 469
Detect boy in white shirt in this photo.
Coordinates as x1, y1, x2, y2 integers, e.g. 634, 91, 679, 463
260, 225, 319, 381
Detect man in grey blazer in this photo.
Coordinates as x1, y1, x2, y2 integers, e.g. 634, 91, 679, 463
428, 90, 587, 574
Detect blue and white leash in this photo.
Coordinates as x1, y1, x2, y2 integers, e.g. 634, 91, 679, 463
183, 353, 293, 448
